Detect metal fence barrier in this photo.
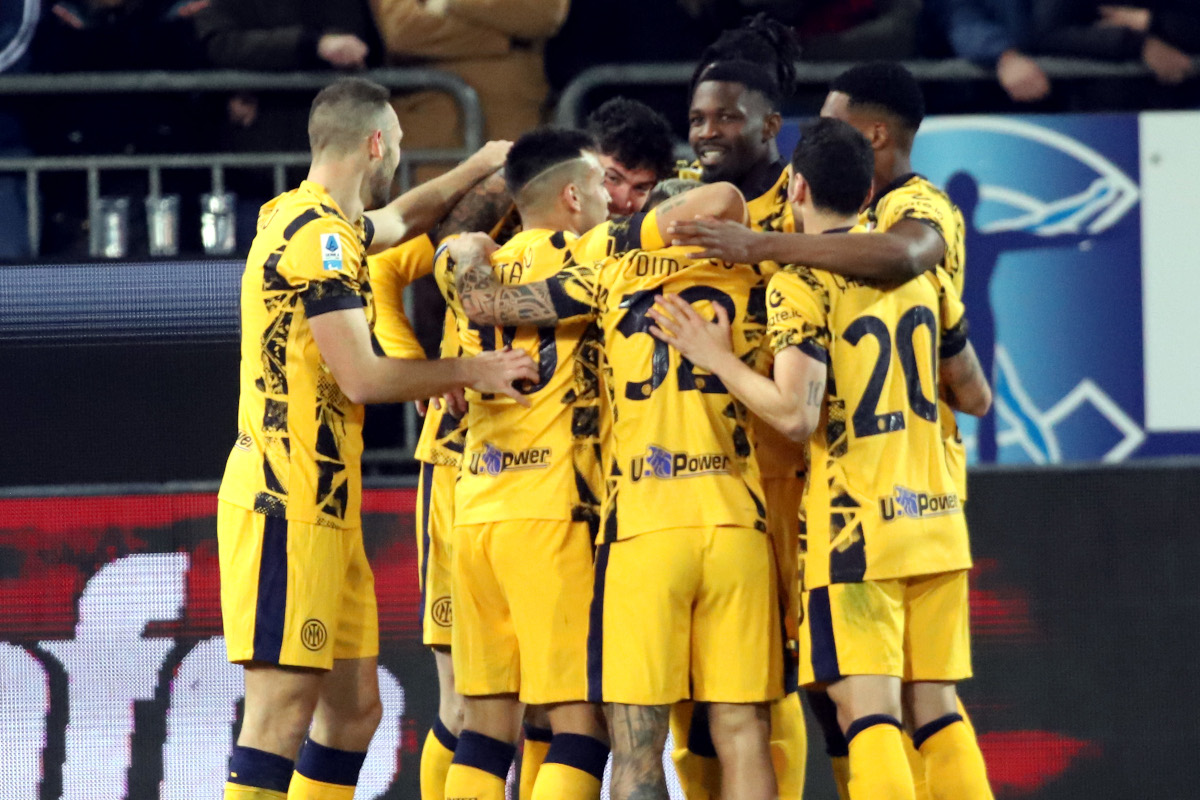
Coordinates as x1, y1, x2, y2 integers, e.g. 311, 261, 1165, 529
554, 56, 1164, 128
0, 68, 485, 257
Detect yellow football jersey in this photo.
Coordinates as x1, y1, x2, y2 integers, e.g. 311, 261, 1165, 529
546, 246, 771, 542
412, 307, 467, 467
861, 172, 969, 495
369, 234, 434, 360
768, 235, 972, 587
219, 181, 375, 529
743, 163, 806, 483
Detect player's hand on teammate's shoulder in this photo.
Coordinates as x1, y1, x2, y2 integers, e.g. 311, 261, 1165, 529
647, 293, 734, 373
465, 348, 538, 408
448, 232, 499, 265
465, 140, 514, 174
669, 216, 764, 263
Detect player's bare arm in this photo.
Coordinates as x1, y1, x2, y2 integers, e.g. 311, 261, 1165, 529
608, 704, 671, 800
308, 305, 537, 406
649, 181, 748, 241
432, 167, 515, 243
448, 233, 564, 328
366, 140, 513, 254
648, 293, 824, 443
940, 340, 992, 417
669, 217, 944, 281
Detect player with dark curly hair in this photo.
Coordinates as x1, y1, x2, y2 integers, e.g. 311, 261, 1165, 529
585, 97, 676, 217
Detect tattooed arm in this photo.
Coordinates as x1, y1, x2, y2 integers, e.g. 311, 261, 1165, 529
432, 167, 516, 244
648, 293, 825, 443
447, 233, 594, 328
940, 339, 991, 417
608, 704, 670, 800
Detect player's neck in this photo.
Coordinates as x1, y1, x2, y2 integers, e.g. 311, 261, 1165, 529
307, 159, 365, 223
877, 149, 914, 190
801, 206, 858, 235
520, 207, 586, 237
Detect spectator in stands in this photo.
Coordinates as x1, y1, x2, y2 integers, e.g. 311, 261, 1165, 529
791, 0, 923, 61
0, 0, 37, 260
585, 97, 677, 216
924, 0, 1052, 103
1035, 1, 1199, 87
370, 0, 567, 166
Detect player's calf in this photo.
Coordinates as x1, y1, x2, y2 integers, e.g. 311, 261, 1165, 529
607, 703, 671, 800
709, 701, 776, 800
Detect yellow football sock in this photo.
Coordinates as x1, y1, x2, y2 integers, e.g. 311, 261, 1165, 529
904, 730, 930, 800
770, 691, 807, 800
915, 716, 992, 800
531, 734, 609, 800
519, 724, 552, 800
287, 739, 366, 800
225, 745, 292, 800
421, 719, 458, 800
225, 785, 286, 800
669, 701, 720, 800
444, 730, 516, 800
846, 716, 916, 800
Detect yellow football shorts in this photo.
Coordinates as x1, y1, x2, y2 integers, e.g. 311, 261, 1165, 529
416, 462, 456, 648
451, 519, 594, 704
591, 526, 784, 706
804, 569, 972, 685
217, 501, 378, 669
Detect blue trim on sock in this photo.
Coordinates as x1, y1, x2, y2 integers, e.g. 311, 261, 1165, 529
543, 733, 609, 780
252, 515, 288, 663
453, 730, 517, 780
845, 714, 903, 745
912, 712, 964, 750
805, 690, 849, 757
228, 745, 294, 793
295, 738, 367, 786
522, 723, 554, 744
686, 703, 718, 759
586, 543, 611, 703
433, 717, 459, 751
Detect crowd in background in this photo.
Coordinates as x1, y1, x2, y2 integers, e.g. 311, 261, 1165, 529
0, 0, 1198, 260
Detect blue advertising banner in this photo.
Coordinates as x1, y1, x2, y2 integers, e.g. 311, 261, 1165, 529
781, 113, 1200, 464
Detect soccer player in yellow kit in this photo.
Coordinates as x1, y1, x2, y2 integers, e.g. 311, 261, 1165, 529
216, 77, 535, 800
654, 118, 993, 800
446, 186, 783, 800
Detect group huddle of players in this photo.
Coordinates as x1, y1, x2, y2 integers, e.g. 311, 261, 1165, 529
365, 16, 997, 800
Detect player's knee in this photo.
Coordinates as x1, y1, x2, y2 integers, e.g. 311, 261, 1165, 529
708, 702, 771, 753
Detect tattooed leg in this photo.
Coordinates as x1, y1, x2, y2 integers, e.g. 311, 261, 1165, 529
607, 703, 670, 800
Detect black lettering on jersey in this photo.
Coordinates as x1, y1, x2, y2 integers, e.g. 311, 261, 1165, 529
629, 251, 683, 277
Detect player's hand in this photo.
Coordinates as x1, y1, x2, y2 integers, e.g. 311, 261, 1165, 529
1098, 5, 1151, 32
442, 387, 468, 417
416, 398, 429, 416
996, 50, 1051, 103
465, 140, 514, 175
647, 293, 734, 373
668, 216, 763, 263
466, 348, 537, 408
448, 231, 498, 264
318, 33, 369, 69
1143, 36, 1195, 84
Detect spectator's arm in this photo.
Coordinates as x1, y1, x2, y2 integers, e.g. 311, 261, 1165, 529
1033, 0, 1144, 59
193, 0, 323, 70
800, 0, 922, 60
423, 0, 569, 40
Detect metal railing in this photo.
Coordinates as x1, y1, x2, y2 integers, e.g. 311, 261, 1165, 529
0, 68, 485, 256
554, 56, 1164, 127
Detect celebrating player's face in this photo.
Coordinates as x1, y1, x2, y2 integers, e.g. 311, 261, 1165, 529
688, 80, 770, 183
367, 112, 403, 210
598, 154, 658, 217
578, 154, 613, 231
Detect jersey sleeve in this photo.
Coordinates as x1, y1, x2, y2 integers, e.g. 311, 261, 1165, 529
767, 269, 831, 364
876, 183, 955, 247
431, 234, 463, 309
544, 259, 603, 322
281, 217, 366, 318
370, 235, 435, 359
933, 267, 970, 359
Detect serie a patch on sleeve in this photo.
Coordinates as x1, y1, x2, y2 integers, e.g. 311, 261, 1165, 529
321, 232, 344, 271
